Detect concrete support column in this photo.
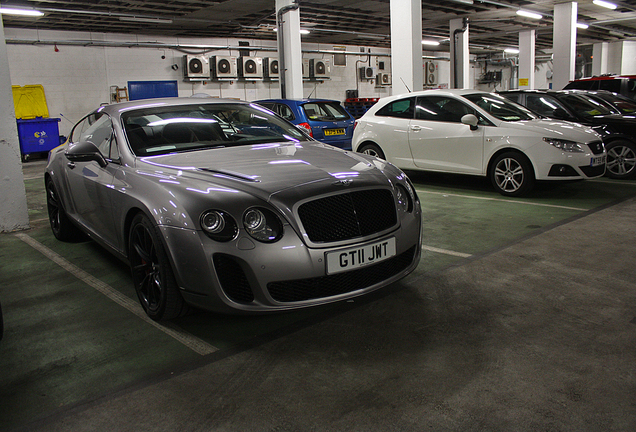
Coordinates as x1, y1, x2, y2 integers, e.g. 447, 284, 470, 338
276, 0, 303, 99
0, 18, 29, 232
390, 0, 423, 95
592, 42, 609, 76
450, 18, 470, 89
552, 2, 577, 90
518, 30, 535, 89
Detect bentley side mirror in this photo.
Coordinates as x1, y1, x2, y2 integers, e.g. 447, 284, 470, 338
65, 141, 108, 168
461, 114, 479, 131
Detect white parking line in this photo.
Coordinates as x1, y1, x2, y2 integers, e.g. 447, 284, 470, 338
422, 245, 472, 258
15, 233, 218, 356
415, 189, 588, 211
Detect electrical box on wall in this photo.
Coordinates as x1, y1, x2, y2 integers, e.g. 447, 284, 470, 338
238, 57, 263, 80
183, 55, 210, 80
377, 72, 392, 86
424, 61, 438, 86
211, 56, 238, 80
310, 58, 330, 79
359, 66, 375, 80
263, 57, 279, 80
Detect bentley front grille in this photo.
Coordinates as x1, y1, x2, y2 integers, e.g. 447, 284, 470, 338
297, 189, 397, 243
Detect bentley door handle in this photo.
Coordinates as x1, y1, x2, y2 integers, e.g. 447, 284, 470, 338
410, 125, 421, 131
67, 162, 76, 169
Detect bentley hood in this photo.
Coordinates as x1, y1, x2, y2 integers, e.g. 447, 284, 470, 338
137, 141, 396, 199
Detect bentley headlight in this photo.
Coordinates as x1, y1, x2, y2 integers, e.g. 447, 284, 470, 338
395, 184, 414, 213
243, 207, 283, 243
200, 210, 238, 242
543, 137, 585, 153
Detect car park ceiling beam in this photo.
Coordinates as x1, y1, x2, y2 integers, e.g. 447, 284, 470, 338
390, 0, 424, 94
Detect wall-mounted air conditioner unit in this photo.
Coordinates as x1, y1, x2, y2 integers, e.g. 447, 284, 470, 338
310, 58, 330, 79
377, 72, 392, 86
183, 55, 210, 79
238, 57, 263, 79
359, 66, 375, 80
263, 57, 279, 80
302, 58, 311, 79
425, 61, 438, 85
211, 56, 238, 79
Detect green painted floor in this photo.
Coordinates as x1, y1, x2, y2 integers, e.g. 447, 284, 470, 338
2, 162, 636, 431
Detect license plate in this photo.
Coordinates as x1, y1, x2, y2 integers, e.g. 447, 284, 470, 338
590, 155, 606, 167
326, 237, 396, 275
324, 128, 345, 136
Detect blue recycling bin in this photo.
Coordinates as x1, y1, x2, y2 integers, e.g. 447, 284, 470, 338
16, 117, 61, 161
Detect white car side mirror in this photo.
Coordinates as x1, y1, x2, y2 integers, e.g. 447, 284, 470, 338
461, 114, 479, 131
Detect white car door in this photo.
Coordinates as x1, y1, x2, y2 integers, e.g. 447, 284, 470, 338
408, 95, 485, 174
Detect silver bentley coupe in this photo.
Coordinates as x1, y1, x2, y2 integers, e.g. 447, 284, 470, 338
45, 97, 422, 320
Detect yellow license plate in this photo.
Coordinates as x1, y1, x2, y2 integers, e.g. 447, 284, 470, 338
324, 128, 345, 136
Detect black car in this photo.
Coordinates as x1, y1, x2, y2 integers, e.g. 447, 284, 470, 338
500, 90, 636, 179
582, 90, 636, 118
563, 75, 636, 101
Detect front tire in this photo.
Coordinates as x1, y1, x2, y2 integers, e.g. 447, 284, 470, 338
358, 143, 386, 160
46, 178, 84, 242
605, 140, 636, 179
489, 152, 535, 197
128, 213, 188, 321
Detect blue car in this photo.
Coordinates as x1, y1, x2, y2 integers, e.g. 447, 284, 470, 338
255, 98, 355, 149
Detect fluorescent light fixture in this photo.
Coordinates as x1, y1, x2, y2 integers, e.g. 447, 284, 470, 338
119, 16, 173, 24
577, 23, 589, 29
516, 10, 543, 19
593, 0, 618, 9
0, 7, 44, 17
274, 28, 310, 35
450, 0, 474, 4
504, 48, 520, 54
422, 40, 440, 46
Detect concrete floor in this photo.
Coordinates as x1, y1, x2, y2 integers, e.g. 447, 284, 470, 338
1, 158, 636, 431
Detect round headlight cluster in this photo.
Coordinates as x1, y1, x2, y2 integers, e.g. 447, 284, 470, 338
395, 184, 414, 213
200, 210, 238, 242
243, 207, 283, 243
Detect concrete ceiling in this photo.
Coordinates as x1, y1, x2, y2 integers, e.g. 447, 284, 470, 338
2, 0, 636, 54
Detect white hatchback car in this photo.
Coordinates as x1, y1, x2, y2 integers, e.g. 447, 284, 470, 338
352, 89, 606, 196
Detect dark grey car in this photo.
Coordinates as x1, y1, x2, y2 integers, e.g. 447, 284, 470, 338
45, 98, 422, 320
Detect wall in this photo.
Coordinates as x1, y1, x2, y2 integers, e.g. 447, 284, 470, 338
5, 29, 392, 136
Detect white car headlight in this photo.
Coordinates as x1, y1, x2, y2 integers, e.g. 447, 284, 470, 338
543, 137, 585, 153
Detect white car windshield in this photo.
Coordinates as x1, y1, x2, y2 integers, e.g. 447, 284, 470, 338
464, 93, 538, 122
122, 103, 309, 156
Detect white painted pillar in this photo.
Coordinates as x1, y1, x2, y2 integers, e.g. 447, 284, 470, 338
592, 42, 609, 76
390, 0, 423, 95
552, 2, 577, 90
450, 18, 470, 89
518, 30, 535, 89
276, 0, 303, 99
0, 18, 29, 232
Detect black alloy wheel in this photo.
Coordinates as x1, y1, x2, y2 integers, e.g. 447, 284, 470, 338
358, 143, 386, 160
128, 213, 187, 321
46, 178, 84, 242
489, 152, 535, 197
605, 140, 636, 179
